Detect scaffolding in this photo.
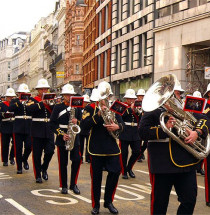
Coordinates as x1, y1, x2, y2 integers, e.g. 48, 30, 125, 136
186, 46, 210, 95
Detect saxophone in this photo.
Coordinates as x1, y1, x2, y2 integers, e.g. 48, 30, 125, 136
65, 108, 81, 151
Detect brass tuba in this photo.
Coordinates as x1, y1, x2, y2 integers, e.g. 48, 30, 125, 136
98, 81, 119, 139
142, 74, 210, 160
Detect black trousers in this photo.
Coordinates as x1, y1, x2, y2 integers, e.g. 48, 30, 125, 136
150, 171, 197, 215
57, 145, 81, 189
13, 133, 31, 171
79, 134, 90, 162
204, 155, 210, 204
32, 137, 55, 179
90, 155, 121, 209
1, 133, 14, 163
140, 141, 147, 155
119, 140, 141, 174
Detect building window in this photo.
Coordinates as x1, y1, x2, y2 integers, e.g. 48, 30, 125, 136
76, 35, 80, 45
126, 41, 130, 71
199, 0, 207, 5
8, 62, 10, 69
158, 6, 171, 18
139, 35, 142, 68
172, 3, 179, 14
8, 74, 10, 81
97, 55, 101, 79
189, 0, 198, 8
76, 64, 79, 74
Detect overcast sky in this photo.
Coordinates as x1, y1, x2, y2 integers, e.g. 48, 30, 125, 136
0, 0, 58, 40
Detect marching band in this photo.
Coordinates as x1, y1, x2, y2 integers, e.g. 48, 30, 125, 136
1, 75, 210, 215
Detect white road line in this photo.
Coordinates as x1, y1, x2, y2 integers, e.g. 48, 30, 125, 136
135, 170, 149, 175
198, 185, 205, 189
5, 199, 35, 215
0, 194, 3, 198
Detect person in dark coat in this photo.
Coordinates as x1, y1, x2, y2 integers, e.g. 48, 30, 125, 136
26, 78, 55, 183
0, 88, 16, 166
119, 89, 141, 179
50, 84, 82, 195
81, 81, 124, 215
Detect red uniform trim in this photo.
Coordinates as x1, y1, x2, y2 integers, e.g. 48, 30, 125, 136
74, 150, 82, 185
151, 174, 155, 215
89, 156, 95, 208
204, 158, 209, 203
34, 96, 52, 113
3, 101, 10, 107
13, 133, 17, 170
207, 100, 210, 105
0, 133, 2, 162
57, 147, 62, 188
112, 181, 118, 202
90, 103, 96, 109
119, 140, 124, 174
31, 137, 37, 179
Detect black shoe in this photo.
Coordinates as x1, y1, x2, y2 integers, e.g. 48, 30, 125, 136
3, 162, 8, 166
141, 153, 145, 160
137, 159, 142, 163
206, 202, 210, 207
23, 161, 29, 170
10, 159, 15, 165
17, 170, 22, 174
104, 203, 118, 214
36, 177, 42, 183
198, 169, 205, 176
122, 173, 128, 179
70, 185, 80, 195
128, 170, 135, 178
42, 170, 48, 180
91, 207, 99, 214
61, 188, 68, 194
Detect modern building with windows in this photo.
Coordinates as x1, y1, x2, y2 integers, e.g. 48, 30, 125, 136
154, 0, 210, 94
94, 0, 155, 99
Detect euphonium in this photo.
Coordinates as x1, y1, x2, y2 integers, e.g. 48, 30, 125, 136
65, 108, 81, 151
98, 81, 119, 139
142, 74, 210, 160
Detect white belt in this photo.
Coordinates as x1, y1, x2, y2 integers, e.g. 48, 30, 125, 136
125, 122, 138, 126
59, 124, 68, 129
2, 118, 15, 121
15, 116, 32, 119
148, 138, 170, 143
32, 118, 50, 122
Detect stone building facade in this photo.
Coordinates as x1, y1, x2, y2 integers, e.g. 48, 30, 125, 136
0, 32, 27, 94
65, 0, 84, 95
154, 0, 210, 94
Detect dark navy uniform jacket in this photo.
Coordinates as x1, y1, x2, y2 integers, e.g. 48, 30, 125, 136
0, 101, 14, 134
139, 108, 210, 174
80, 103, 124, 156
203, 100, 210, 119
119, 103, 141, 141
8, 98, 32, 134
26, 96, 53, 138
80, 106, 91, 136
50, 102, 81, 147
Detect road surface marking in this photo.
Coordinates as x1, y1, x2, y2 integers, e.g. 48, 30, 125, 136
5, 198, 35, 215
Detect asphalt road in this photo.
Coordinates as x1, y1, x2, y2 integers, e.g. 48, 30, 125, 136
0, 151, 209, 215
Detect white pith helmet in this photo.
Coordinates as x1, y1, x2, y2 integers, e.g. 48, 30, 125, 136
174, 79, 184, 92
17, 83, 30, 93
124, 89, 137, 99
83, 94, 90, 103
136, 88, 145, 96
98, 81, 113, 100
5, 88, 16, 97
35, 78, 50, 89
204, 83, 210, 97
60, 84, 76, 95
193, 91, 202, 98
90, 89, 99, 102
